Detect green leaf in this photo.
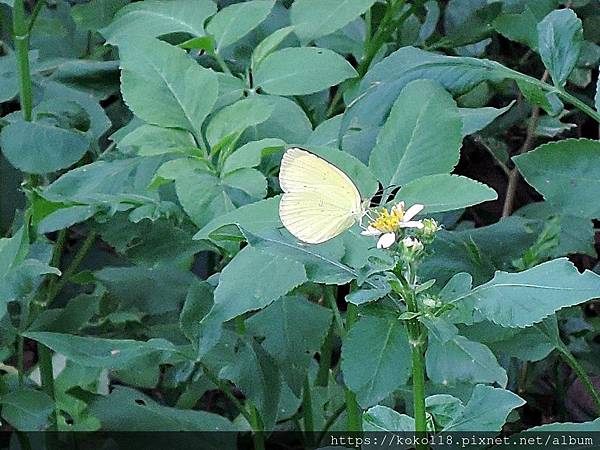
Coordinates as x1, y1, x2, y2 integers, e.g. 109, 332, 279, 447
514, 139, 600, 219
426, 394, 464, 430
222, 138, 285, 173
443, 385, 524, 431
426, 334, 507, 387
101, 0, 216, 44
493, 0, 556, 50
369, 80, 463, 186
193, 196, 282, 242
537, 8, 583, 87
88, 386, 234, 437
205, 246, 307, 325
290, 0, 376, 43
206, 0, 274, 52
119, 124, 197, 156
342, 316, 411, 407
72, 0, 128, 32
119, 38, 218, 136
254, 47, 357, 96
251, 26, 295, 71
459, 102, 514, 136
363, 405, 415, 432
243, 228, 360, 285
219, 339, 281, 430
393, 174, 497, 214
38, 205, 99, 234
246, 295, 332, 395
1, 118, 90, 174
23, 332, 181, 369
0, 389, 54, 431
461, 258, 600, 328
516, 80, 563, 115
205, 96, 275, 147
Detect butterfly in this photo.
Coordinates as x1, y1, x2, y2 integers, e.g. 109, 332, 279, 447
278, 147, 369, 244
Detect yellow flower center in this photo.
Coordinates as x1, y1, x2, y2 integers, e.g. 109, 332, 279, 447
370, 205, 405, 233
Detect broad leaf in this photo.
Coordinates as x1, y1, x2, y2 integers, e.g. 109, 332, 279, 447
101, 0, 216, 44
363, 405, 415, 432
254, 47, 357, 96
246, 295, 332, 395
369, 80, 463, 186
460, 258, 600, 328
341, 316, 411, 407
24, 332, 181, 369
426, 335, 507, 386
443, 385, 524, 431
514, 139, 600, 219
119, 38, 218, 136
206, 0, 274, 52
393, 174, 497, 214
0, 389, 54, 431
290, 0, 376, 43
1, 118, 90, 174
537, 8, 583, 87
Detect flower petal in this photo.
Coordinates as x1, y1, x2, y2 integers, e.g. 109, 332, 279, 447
403, 203, 424, 222
377, 232, 396, 249
361, 226, 382, 236
398, 220, 424, 229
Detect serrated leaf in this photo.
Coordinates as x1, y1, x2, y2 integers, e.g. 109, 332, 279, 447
459, 102, 514, 136
247, 295, 332, 395
101, 0, 216, 44
459, 258, 600, 328
514, 139, 600, 219
537, 8, 583, 87
442, 385, 524, 431
119, 38, 218, 136
23, 332, 180, 369
290, 0, 376, 43
0, 389, 54, 431
369, 80, 463, 186
254, 47, 357, 96
426, 334, 507, 386
119, 124, 197, 156
1, 118, 90, 174
393, 174, 497, 214
341, 316, 411, 407
206, 0, 274, 52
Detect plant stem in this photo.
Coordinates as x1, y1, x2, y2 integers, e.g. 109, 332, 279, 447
410, 335, 427, 449
317, 403, 346, 445
17, 335, 25, 385
37, 343, 57, 430
27, 0, 47, 34
556, 344, 600, 415
212, 51, 232, 75
302, 375, 315, 448
12, 0, 33, 121
344, 303, 362, 431
502, 70, 548, 217
316, 324, 334, 386
324, 286, 345, 338
248, 403, 266, 450
45, 231, 96, 306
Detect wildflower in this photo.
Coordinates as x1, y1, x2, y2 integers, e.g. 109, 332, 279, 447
361, 202, 424, 249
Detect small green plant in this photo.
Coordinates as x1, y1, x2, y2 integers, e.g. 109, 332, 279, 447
1, 0, 600, 449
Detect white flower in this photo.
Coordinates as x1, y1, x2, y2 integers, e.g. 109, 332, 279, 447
402, 237, 423, 252
360, 202, 425, 249
376, 232, 396, 249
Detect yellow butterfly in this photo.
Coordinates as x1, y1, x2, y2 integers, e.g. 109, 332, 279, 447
278, 147, 368, 244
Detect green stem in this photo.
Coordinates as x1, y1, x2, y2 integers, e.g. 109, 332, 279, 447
248, 403, 266, 450
37, 343, 57, 430
325, 89, 343, 119
344, 303, 362, 431
212, 51, 232, 75
12, 0, 33, 121
316, 324, 334, 386
556, 344, 600, 415
317, 403, 346, 445
27, 0, 47, 34
324, 286, 345, 338
45, 231, 96, 306
17, 335, 25, 385
302, 375, 315, 448
410, 333, 428, 449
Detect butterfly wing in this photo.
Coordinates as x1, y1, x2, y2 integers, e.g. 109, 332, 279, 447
278, 148, 362, 243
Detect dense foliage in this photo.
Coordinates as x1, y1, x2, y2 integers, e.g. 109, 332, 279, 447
1, 0, 600, 448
